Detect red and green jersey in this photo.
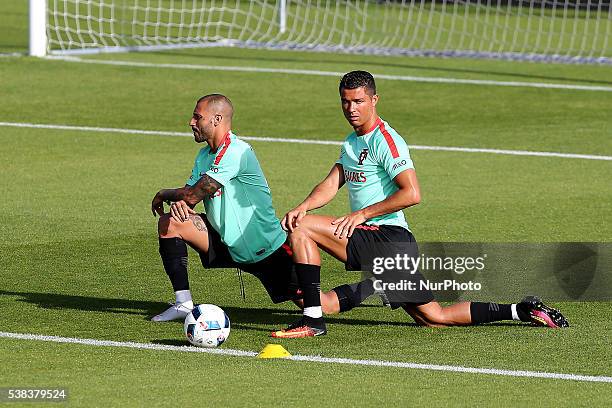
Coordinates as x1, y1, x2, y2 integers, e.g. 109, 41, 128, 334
187, 132, 286, 264
336, 118, 414, 231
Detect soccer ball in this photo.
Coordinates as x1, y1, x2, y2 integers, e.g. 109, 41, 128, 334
184, 304, 230, 348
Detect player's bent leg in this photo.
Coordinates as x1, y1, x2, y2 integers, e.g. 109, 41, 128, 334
158, 213, 209, 253
321, 290, 341, 314
153, 214, 210, 322
289, 215, 376, 315
402, 301, 472, 327
289, 214, 349, 263
274, 215, 347, 338
291, 290, 341, 315
273, 262, 328, 338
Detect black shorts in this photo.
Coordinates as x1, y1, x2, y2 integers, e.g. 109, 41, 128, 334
346, 224, 435, 305
197, 215, 300, 304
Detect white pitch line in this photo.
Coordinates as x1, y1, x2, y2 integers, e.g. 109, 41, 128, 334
1, 121, 611, 161
45, 55, 612, 92
0, 331, 256, 358
1, 331, 611, 383
290, 355, 612, 383
0, 121, 189, 138
0, 52, 24, 58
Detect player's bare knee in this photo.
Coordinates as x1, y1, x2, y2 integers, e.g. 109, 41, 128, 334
297, 214, 319, 228
320, 291, 340, 315
414, 319, 433, 327
288, 227, 312, 247
422, 320, 447, 328
291, 215, 321, 237
410, 314, 434, 327
423, 312, 451, 327
409, 306, 450, 327
410, 311, 435, 327
158, 214, 183, 238
413, 312, 446, 327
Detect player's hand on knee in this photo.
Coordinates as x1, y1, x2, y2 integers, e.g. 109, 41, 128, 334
170, 200, 194, 223
282, 206, 307, 232
331, 210, 366, 239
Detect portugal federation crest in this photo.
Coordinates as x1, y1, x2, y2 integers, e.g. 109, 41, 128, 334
358, 148, 369, 165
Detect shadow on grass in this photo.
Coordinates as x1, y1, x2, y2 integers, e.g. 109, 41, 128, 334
151, 339, 193, 346
0, 290, 169, 317
0, 290, 418, 328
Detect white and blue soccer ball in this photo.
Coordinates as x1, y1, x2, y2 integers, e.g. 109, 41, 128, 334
184, 304, 230, 348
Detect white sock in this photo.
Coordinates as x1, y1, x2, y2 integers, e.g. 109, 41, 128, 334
304, 306, 323, 319
511, 304, 520, 321
175, 290, 192, 305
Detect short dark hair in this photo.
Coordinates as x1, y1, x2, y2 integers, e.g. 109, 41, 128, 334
339, 71, 376, 95
197, 93, 233, 119
197, 93, 233, 109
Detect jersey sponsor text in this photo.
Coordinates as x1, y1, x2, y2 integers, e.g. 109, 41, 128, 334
344, 169, 367, 183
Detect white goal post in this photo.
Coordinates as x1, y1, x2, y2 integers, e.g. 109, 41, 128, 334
29, 0, 48, 57
30, 0, 612, 64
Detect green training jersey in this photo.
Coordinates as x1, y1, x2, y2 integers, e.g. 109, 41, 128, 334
336, 117, 414, 231
186, 132, 286, 264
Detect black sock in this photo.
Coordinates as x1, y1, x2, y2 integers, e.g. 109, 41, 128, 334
333, 279, 376, 312
159, 237, 189, 291
469, 302, 513, 325
295, 263, 323, 325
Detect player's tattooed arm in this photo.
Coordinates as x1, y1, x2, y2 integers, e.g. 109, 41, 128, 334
163, 175, 221, 205
180, 174, 222, 206
151, 175, 221, 217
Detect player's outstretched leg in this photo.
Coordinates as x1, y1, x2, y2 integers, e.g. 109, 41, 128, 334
402, 296, 568, 328
152, 213, 210, 322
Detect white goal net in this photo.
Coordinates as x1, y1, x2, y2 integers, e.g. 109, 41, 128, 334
36, 0, 612, 63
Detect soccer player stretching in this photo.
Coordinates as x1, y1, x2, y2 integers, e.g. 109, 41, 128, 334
272, 71, 568, 338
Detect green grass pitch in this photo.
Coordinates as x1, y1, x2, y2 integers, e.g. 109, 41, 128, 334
1, 1, 611, 406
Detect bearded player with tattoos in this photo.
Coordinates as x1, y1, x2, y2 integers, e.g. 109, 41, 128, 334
150, 94, 298, 321
150, 93, 345, 323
